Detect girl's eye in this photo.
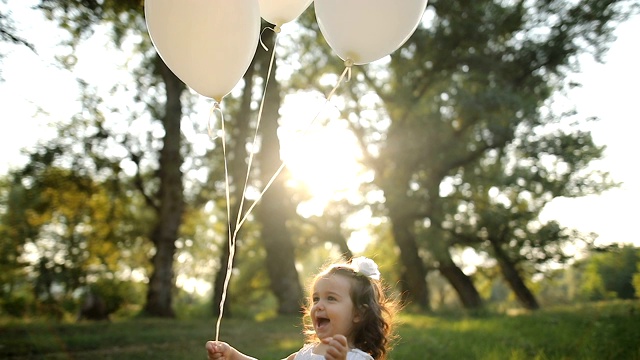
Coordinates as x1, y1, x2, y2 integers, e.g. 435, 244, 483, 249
312, 297, 319, 303
328, 296, 336, 301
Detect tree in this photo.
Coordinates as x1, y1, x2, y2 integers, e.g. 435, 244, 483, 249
442, 126, 615, 310
633, 263, 640, 299
34, 0, 187, 317
293, 0, 635, 310
32, 1, 307, 317
143, 56, 185, 317
1, 141, 152, 315
580, 245, 640, 300
0, 1, 35, 79
16, 0, 636, 318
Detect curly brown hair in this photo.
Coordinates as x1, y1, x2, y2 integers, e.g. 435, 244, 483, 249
302, 259, 399, 360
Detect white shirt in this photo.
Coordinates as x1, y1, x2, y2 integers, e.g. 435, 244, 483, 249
293, 344, 374, 360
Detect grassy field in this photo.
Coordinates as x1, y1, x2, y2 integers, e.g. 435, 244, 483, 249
1, 300, 638, 359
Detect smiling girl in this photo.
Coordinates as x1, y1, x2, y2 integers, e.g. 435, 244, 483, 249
206, 257, 399, 360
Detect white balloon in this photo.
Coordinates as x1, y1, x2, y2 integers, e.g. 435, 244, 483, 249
259, 0, 313, 26
145, 0, 261, 101
315, 0, 428, 65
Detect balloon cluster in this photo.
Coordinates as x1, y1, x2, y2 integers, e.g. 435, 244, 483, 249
145, 0, 428, 342
144, 0, 428, 102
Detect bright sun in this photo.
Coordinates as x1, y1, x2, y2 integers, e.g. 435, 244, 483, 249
278, 93, 365, 216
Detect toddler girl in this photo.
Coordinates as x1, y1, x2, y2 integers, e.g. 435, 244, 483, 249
206, 256, 398, 360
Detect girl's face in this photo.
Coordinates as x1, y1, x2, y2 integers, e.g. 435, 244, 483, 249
310, 273, 360, 343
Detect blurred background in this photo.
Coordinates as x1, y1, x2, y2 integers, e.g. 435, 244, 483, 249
0, 0, 639, 326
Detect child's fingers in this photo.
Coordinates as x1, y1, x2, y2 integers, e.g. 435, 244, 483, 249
332, 334, 348, 347
205, 341, 217, 360
205, 341, 228, 359
323, 335, 349, 360
323, 334, 348, 349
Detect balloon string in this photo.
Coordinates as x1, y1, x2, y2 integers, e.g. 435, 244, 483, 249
207, 105, 220, 140
213, 101, 233, 342
235, 161, 286, 230
234, 27, 279, 237
214, 27, 280, 342
326, 60, 353, 100
214, 56, 353, 338
235, 61, 353, 230
260, 25, 281, 52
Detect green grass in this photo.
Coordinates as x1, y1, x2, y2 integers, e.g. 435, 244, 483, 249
394, 301, 640, 360
1, 301, 639, 359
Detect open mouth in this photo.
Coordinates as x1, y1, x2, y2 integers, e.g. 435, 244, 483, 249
316, 316, 330, 330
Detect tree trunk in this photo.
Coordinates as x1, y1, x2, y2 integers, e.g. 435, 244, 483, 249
143, 58, 185, 317
426, 178, 484, 310
377, 164, 430, 310
492, 240, 540, 310
255, 32, 303, 314
429, 234, 483, 309
387, 212, 430, 310
257, 185, 304, 314
438, 260, 483, 309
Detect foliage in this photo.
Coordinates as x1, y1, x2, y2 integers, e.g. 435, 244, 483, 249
578, 245, 639, 300
0, 0, 35, 80
31, 0, 214, 317
86, 278, 146, 317
0, 138, 154, 317
0, 288, 33, 318
634, 262, 640, 298
31, 0, 305, 317
534, 245, 640, 304
291, 0, 636, 310
1, 0, 638, 321
1, 301, 638, 359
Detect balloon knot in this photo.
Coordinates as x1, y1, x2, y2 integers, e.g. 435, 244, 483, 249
344, 59, 354, 82
208, 101, 223, 140
274, 25, 281, 34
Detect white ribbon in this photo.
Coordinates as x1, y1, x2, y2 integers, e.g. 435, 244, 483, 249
351, 257, 381, 280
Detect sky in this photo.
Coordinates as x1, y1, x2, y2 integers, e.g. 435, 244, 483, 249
0, 1, 638, 249
538, 13, 640, 247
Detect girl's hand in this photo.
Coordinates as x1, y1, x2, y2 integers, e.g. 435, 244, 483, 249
322, 335, 349, 360
205, 341, 257, 360
205, 341, 233, 360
